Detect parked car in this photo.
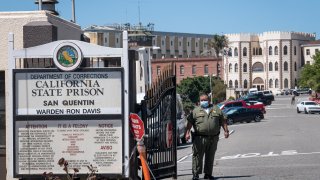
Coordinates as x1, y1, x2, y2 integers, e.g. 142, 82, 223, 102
293, 88, 312, 95
223, 107, 264, 125
219, 100, 266, 114
239, 93, 271, 106
275, 89, 283, 96
296, 101, 320, 114
262, 90, 275, 101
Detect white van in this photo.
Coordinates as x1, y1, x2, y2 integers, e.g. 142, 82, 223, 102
249, 88, 258, 94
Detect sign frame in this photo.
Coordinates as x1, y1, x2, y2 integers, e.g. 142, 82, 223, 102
12, 68, 125, 178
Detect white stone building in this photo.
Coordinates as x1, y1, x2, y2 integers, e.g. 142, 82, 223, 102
224, 31, 316, 94
301, 40, 320, 65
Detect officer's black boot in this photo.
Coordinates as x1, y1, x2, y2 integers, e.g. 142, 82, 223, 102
192, 174, 199, 180
204, 174, 215, 179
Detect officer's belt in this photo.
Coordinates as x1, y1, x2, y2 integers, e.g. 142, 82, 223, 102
193, 132, 220, 137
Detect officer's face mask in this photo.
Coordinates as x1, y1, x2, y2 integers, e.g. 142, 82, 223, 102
200, 100, 209, 108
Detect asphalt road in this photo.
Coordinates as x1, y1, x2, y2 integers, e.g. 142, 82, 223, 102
167, 94, 320, 180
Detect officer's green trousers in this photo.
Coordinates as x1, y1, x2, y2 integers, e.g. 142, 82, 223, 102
192, 134, 219, 175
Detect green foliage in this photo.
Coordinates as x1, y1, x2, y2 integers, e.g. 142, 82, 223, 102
177, 76, 226, 111
299, 52, 320, 92
209, 34, 229, 57
228, 96, 235, 100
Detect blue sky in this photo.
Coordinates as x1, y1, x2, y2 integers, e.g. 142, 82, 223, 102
1, 0, 319, 38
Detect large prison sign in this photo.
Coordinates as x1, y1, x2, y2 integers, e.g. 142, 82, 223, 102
13, 68, 124, 177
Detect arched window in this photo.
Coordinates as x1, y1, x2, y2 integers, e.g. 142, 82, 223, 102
259, 48, 262, 55
284, 61, 288, 71
235, 80, 239, 88
269, 79, 273, 88
295, 78, 297, 86
234, 63, 238, 72
275, 79, 279, 88
157, 66, 161, 75
274, 46, 278, 55
244, 79, 248, 88
243, 47, 247, 56
294, 62, 297, 71
256, 48, 259, 55
283, 45, 288, 55
243, 63, 247, 72
269, 46, 273, 55
269, 62, 273, 71
252, 62, 264, 72
229, 80, 233, 88
180, 65, 184, 75
204, 65, 208, 75
228, 48, 232, 56
234, 48, 238, 56
229, 63, 232, 72
275, 62, 279, 71
192, 65, 196, 74
253, 48, 256, 55
284, 78, 289, 88
294, 46, 297, 55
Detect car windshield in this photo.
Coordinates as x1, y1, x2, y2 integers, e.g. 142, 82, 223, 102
305, 102, 317, 105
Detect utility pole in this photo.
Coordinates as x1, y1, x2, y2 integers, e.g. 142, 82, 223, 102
71, 0, 76, 23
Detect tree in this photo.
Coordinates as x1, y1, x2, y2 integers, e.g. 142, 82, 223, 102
177, 76, 226, 113
210, 34, 229, 57
299, 52, 320, 92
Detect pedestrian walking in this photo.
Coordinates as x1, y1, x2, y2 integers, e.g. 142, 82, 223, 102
185, 94, 229, 180
291, 95, 296, 105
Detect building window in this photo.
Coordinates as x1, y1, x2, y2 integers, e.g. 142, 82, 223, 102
243, 47, 247, 56
275, 62, 279, 71
275, 79, 279, 88
188, 42, 190, 47
283, 45, 288, 55
204, 65, 208, 75
171, 41, 173, 46
180, 65, 184, 75
235, 80, 239, 88
274, 46, 278, 55
196, 42, 198, 47
306, 49, 310, 55
316, 49, 319, 53
192, 65, 196, 75
269, 62, 273, 71
294, 62, 297, 71
104, 37, 108, 43
306, 61, 310, 64
284, 78, 289, 88
234, 63, 238, 72
255, 48, 258, 55
294, 46, 297, 55
244, 79, 248, 89
228, 48, 232, 56
253, 48, 256, 55
229, 63, 232, 73
284, 61, 288, 71
234, 48, 238, 56
269, 46, 272, 55
295, 78, 297, 86
116, 38, 119, 43
259, 48, 262, 55
157, 66, 161, 75
229, 80, 233, 88
162, 40, 164, 46
269, 79, 273, 88
243, 63, 247, 72
153, 40, 156, 45
179, 41, 182, 46
252, 62, 264, 72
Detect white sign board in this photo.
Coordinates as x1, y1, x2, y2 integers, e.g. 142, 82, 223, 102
15, 120, 122, 174
15, 70, 122, 115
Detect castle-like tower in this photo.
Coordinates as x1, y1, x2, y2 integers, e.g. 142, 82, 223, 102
224, 31, 316, 92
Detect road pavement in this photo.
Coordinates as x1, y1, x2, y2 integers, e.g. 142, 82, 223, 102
165, 94, 320, 180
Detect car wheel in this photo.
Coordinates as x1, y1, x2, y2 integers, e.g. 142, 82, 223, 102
227, 118, 234, 125
254, 114, 262, 122
297, 108, 300, 113
304, 108, 308, 114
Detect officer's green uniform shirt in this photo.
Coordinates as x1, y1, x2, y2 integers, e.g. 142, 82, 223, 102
187, 105, 224, 136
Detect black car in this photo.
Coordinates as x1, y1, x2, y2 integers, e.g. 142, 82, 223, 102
223, 107, 264, 125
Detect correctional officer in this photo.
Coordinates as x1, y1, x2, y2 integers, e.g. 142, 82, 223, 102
185, 93, 229, 180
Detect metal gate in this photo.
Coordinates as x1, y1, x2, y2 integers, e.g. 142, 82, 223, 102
140, 65, 177, 179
